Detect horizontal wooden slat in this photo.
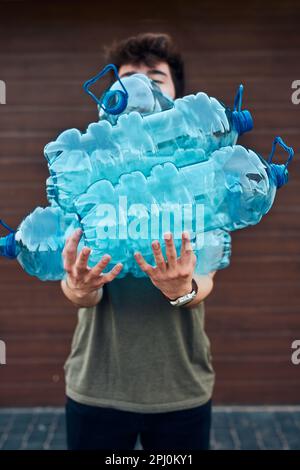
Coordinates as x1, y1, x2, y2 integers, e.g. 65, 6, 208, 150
0, 25, 299, 53
0, 383, 66, 406
0, 312, 76, 335
211, 334, 298, 357
213, 380, 300, 405
214, 360, 298, 381
0, 78, 297, 106
0, 336, 73, 360
1, 50, 299, 79
205, 307, 300, 332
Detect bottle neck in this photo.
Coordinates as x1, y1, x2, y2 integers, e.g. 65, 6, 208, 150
231, 109, 253, 135
269, 163, 289, 189
0, 233, 17, 259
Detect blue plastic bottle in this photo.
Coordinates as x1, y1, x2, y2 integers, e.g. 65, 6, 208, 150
0, 207, 82, 281
178, 136, 294, 232
0, 208, 231, 280
98, 73, 175, 124
75, 136, 293, 267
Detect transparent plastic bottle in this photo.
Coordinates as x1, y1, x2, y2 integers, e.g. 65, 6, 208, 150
0, 207, 82, 281
0, 207, 231, 280
98, 73, 174, 124
178, 136, 294, 231
75, 137, 293, 268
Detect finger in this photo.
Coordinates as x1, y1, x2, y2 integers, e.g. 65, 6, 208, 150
88, 254, 112, 279
134, 252, 155, 276
101, 263, 123, 284
74, 246, 91, 275
62, 228, 82, 272
151, 240, 167, 272
164, 232, 177, 269
180, 231, 194, 259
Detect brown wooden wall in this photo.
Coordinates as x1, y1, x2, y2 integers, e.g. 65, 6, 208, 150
0, 0, 300, 406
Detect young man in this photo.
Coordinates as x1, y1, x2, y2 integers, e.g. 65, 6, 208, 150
61, 33, 216, 450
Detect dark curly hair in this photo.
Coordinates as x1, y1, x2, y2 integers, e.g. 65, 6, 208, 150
103, 33, 185, 98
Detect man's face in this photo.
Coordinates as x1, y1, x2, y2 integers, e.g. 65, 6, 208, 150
118, 61, 176, 100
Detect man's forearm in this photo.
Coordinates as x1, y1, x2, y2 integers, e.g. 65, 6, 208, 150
61, 279, 103, 308
181, 272, 215, 308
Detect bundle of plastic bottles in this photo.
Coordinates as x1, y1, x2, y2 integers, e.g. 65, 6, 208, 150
0, 64, 295, 281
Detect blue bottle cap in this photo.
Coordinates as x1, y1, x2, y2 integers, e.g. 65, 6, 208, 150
232, 84, 253, 135
269, 163, 289, 188
0, 233, 16, 259
0, 219, 17, 258
268, 136, 295, 188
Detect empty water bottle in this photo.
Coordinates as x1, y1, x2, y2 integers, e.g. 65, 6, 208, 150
0, 207, 82, 281
75, 136, 293, 266
98, 72, 174, 124
179, 136, 295, 231
0, 207, 231, 280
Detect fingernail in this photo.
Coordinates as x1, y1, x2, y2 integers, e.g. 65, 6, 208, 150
152, 240, 159, 248
164, 232, 171, 240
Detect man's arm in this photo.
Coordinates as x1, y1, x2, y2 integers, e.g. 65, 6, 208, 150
181, 271, 216, 308
61, 229, 123, 308
61, 278, 103, 308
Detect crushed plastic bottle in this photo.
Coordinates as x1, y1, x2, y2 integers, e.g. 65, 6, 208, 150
74, 137, 293, 268
98, 73, 174, 124
0, 207, 82, 281
0, 207, 231, 280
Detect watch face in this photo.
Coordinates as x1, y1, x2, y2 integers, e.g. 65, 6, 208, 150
170, 290, 196, 306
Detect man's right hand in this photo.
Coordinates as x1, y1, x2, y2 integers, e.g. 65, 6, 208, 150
61, 228, 123, 307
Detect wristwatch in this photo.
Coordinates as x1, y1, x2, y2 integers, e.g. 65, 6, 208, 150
165, 278, 198, 307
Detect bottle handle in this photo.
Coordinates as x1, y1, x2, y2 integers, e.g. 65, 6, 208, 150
0, 219, 16, 259
232, 84, 253, 135
83, 63, 129, 115
233, 84, 244, 112
0, 219, 15, 234
268, 136, 294, 169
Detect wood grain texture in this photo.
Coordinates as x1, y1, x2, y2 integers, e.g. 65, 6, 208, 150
0, 0, 300, 405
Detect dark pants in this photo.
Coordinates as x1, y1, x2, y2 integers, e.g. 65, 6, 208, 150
65, 396, 212, 450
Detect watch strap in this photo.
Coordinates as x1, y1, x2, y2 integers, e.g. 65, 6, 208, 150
166, 278, 198, 306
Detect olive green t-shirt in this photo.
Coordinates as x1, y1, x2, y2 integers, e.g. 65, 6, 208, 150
64, 274, 215, 413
